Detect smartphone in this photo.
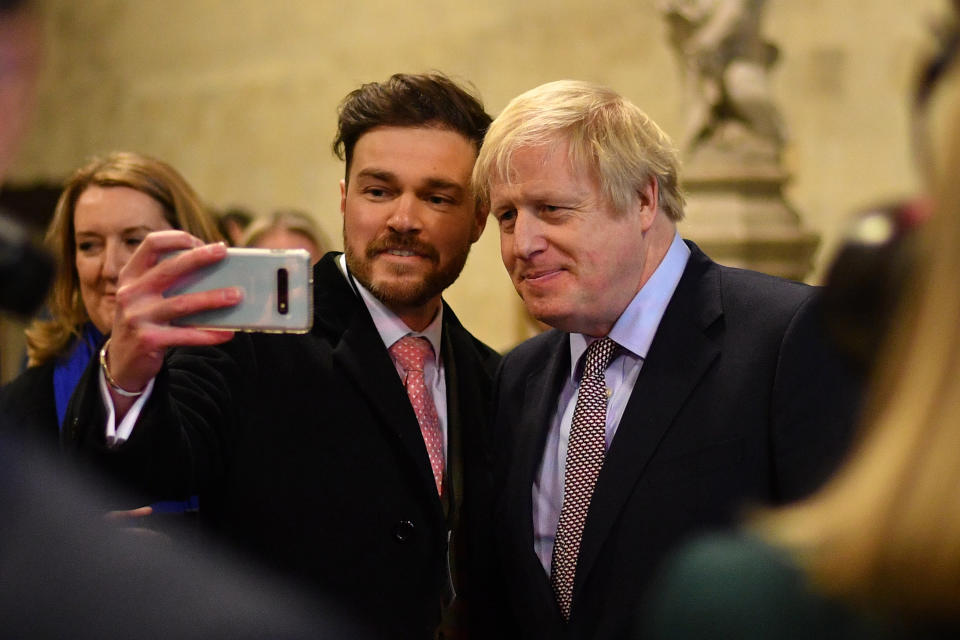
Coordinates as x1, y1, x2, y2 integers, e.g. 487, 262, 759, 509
164, 247, 313, 333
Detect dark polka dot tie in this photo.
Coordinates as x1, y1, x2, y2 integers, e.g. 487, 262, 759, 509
551, 336, 618, 621
390, 336, 445, 495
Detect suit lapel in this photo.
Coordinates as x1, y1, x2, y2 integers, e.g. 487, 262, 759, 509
313, 254, 442, 505
440, 308, 480, 522
573, 245, 724, 598
500, 331, 571, 621
516, 332, 570, 547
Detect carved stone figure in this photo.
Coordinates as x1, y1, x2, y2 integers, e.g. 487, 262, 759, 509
660, 0, 818, 281
661, 0, 785, 165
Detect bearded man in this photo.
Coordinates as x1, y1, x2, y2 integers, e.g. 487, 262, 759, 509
64, 72, 500, 640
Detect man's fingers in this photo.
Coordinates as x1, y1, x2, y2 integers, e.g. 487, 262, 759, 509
119, 231, 228, 295
153, 326, 236, 347
147, 287, 244, 325
120, 230, 205, 278
126, 241, 229, 295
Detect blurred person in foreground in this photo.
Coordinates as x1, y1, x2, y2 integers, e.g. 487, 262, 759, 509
0, 0, 37, 180
0, 151, 221, 446
242, 207, 329, 263
641, 12, 960, 640
0, 0, 51, 317
64, 72, 499, 639
471, 80, 860, 638
0, 1, 363, 637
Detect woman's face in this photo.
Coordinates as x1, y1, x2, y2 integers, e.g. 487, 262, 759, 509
73, 185, 173, 333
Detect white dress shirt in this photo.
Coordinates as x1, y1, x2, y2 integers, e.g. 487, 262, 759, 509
336, 254, 448, 456
532, 232, 690, 573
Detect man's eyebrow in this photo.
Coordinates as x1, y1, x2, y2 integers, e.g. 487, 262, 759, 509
422, 177, 465, 194
354, 168, 466, 195
354, 168, 398, 183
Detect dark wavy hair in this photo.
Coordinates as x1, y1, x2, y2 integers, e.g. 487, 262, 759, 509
332, 71, 491, 181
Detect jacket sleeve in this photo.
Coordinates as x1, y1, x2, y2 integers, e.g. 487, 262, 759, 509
62, 334, 258, 503
769, 292, 861, 501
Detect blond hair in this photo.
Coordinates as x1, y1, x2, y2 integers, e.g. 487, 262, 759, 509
241, 209, 329, 255
25, 151, 221, 366
754, 59, 960, 621
472, 80, 685, 220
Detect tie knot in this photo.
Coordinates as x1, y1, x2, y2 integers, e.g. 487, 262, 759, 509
390, 335, 434, 373
582, 337, 617, 379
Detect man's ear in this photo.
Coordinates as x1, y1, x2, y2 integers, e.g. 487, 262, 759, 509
339, 179, 347, 218
470, 202, 488, 243
637, 177, 660, 232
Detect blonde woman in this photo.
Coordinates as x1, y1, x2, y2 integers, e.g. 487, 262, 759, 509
242, 208, 329, 263
0, 151, 220, 442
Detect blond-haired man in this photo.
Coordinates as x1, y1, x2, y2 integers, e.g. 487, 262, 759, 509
473, 80, 858, 638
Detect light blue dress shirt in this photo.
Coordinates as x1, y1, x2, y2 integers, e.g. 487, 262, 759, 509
532, 233, 690, 574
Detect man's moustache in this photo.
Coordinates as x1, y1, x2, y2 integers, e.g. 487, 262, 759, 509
366, 234, 438, 261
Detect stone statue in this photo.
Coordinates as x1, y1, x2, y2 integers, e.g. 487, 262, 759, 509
658, 0, 818, 281
661, 0, 785, 165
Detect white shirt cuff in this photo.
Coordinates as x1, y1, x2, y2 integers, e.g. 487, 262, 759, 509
98, 369, 156, 448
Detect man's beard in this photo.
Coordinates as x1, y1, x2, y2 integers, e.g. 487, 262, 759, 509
344, 230, 471, 311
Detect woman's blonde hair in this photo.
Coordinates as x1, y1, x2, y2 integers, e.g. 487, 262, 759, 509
754, 51, 960, 621
241, 209, 329, 256
24, 151, 221, 366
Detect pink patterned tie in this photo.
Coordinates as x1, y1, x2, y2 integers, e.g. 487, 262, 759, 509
551, 337, 618, 621
390, 336, 445, 495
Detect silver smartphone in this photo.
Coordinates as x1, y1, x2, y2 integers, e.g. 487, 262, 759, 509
164, 247, 313, 333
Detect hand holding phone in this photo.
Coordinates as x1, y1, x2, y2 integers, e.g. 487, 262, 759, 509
163, 247, 313, 333
102, 232, 238, 406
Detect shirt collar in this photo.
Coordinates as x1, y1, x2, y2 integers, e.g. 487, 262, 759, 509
336, 253, 443, 364
568, 232, 690, 380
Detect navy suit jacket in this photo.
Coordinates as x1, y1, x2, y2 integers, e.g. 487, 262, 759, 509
64, 252, 501, 639
486, 243, 859, 639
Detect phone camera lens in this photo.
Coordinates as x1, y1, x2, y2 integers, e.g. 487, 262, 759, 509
277, 268, 289, 315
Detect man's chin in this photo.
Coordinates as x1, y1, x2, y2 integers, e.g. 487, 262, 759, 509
521, 299, 577, 333
348, 246, 468, 313
525, 308, 562, 330
366, 275, 435, 309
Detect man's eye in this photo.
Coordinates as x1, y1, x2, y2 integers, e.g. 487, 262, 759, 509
428, 195, 454, 206
125, 237, 144, 248
497, 210, 517, 224
366, 187, 389, 198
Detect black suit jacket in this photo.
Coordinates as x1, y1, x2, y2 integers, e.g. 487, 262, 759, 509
64, 252, 501, 639
487, 243, 859, 639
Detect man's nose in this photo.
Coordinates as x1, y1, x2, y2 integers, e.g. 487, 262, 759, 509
387, 194, 423, 234
512, 210, 547, 259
